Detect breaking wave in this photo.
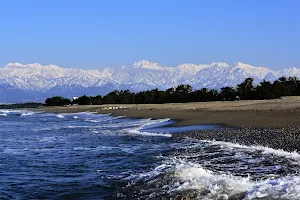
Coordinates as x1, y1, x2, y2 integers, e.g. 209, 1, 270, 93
0, 109, 13, 113
168, 158, 300, 199
201, 139, 300, 162
56, 114, 64, 118
126, 128, 172, 137
21, 112, 35, 116
120, 138, 300, 199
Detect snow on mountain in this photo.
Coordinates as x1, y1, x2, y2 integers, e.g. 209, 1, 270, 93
0, 60, 298, 102
130, 60, 165, 70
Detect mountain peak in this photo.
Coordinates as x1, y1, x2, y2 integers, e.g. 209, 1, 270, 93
232, 62, 255, 69
131, 60, 164, 70
210, 62, 229, 65
209, 62, 230, 67
4, 63, 26, 68
4, 63, 61, 70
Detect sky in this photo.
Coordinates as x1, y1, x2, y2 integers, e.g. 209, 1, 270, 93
0, 0, 299, 70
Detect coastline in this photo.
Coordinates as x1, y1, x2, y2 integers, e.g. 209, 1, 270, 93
174, 127, 300, 152
35, 97, 300, 152
37, 97, 300, 128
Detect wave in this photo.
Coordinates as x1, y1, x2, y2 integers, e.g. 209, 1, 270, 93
0, 110, 42, 117
200, 139, 300, 162
130, 156, 300, 199
62, 116, 173, 137
0, 113, 7, 116
122, 118, 172, 137
126, 129, 172, 137
123, 138, 300, 199
56, 114, 64, 118
172, 159, 251, 199
172, 158, 300, 199
21, 112, 34, 116
0, 109, 22, 114
140, 118, 171, 128
0, 110, 12, 113
85, 119, 100, 123
84, 116, 124, 123
31, 112, 172, 137
53, 112, 112, 120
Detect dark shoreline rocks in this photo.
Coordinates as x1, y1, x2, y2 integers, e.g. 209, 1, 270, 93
173, 126, 300, 152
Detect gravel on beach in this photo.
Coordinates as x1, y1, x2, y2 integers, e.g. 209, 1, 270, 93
174, 126, 300, 152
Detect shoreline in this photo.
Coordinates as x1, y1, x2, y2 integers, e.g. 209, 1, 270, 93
36, 97, 300, 128
174, 126, 300, 152
34, 98, 300, 152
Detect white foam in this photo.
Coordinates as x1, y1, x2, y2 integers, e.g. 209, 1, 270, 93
123, 118, 172, 137
130, 137, 300, 199
56, 114, 64, 118
73, 116, 78, 119
245, 177, 300, 199
127, 129, 172, 137
201, 140, 300, 162
0, 113, 7, 116
140, 118, 171, 129
85, 119, 101, 123
73, 147, 95, 150
139, 164, 170, 179
0, 110, 12, 113
125, 163, 170, 181
21, 112, 34, 116
0, 109, 26, 114
172, 159, 300, 199
39, 136, 60, 143
136, 157, 300, 199
67, 112, 111, 117
85, 116, 124, 123
159, 158, 249, 198
121, 118, 172, 137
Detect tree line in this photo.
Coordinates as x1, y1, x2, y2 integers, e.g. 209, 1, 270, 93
45, 77, 300, 106
0, 102, 43, 109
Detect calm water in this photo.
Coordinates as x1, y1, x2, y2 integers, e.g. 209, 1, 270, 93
1, 110, 300, 200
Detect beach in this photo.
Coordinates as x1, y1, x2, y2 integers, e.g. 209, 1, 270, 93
37, 97, 300, 152
39, 96, 300, 128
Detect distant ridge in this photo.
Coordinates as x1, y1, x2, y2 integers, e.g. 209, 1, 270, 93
0, 60, 299, 102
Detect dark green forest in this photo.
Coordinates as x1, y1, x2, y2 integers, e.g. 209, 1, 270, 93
0, 103, 43, 109
45, 77, 300, 106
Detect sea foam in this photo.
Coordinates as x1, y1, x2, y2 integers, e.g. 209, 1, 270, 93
21, 112, 34, 116
172, 158, 300, 199
200, 139, 300, 162
124, 118, 172, 137
126, 128, 172, 137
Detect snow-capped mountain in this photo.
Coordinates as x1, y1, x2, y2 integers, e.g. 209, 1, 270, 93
0, 60, 299, 103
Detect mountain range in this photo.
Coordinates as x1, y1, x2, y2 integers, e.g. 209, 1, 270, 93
1, 60, 300, 103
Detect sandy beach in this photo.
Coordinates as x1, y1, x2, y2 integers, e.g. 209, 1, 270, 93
36, 97, 300, 151
38, 96, 300, 128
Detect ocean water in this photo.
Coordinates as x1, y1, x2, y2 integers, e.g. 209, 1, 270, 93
1, 110, 300, 200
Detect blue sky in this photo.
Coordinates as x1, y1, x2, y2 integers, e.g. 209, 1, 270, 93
0, 0, 299, 70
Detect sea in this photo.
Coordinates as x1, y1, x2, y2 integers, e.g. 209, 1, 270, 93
1, 110, 300, 200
